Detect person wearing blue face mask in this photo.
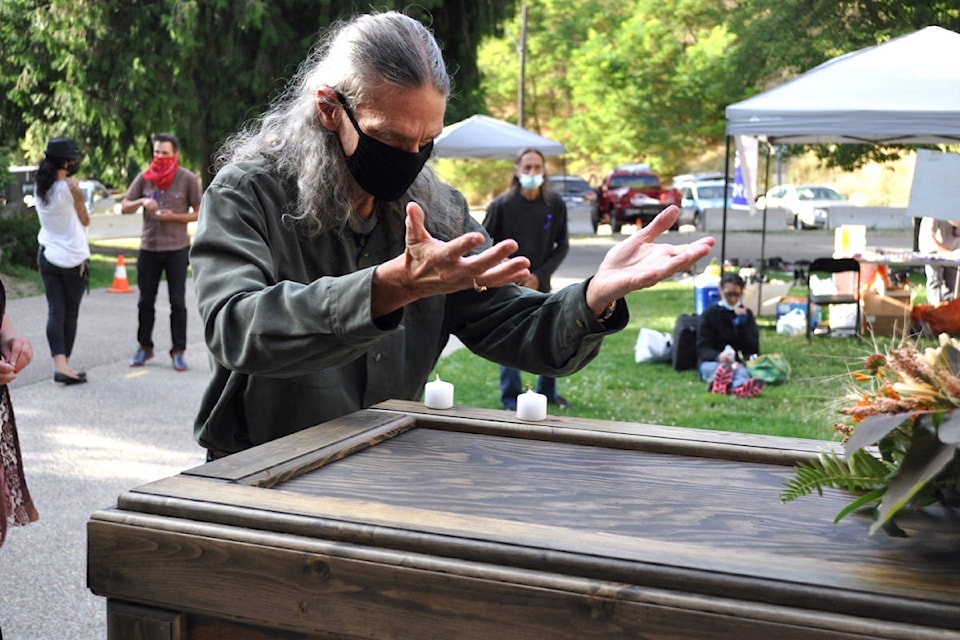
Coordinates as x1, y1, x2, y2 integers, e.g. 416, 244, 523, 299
696, 272, 764, 398
189, 11, 715, 459
483, 147, 571, 410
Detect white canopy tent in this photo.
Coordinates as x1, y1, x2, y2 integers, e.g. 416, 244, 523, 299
434, 114, 565, 159
726, 26, 960, 145
721, 25, 960, 265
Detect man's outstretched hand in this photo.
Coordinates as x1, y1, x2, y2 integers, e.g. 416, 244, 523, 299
371, 201, 531, 317
586, 206, 715, 316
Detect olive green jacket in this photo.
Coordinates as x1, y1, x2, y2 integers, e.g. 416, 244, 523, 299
191, 160, 627, 452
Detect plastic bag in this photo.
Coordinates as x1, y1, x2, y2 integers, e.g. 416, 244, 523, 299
635, 328, 673, 363
746, 353, 791, 385
776, 308, 807, 336
809, 274, 838, 296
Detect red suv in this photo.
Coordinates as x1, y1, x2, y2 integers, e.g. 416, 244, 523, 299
597, 163, 681, 233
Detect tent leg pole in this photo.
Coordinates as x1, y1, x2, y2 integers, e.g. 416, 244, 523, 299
760, 142, 771, 273
721, 135, 731, 267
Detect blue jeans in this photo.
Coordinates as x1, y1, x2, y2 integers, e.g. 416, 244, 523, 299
698, 361, 751, 389
499, 366, 557, 410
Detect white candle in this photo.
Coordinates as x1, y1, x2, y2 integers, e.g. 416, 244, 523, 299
423, 375, 454, 409
516, 389, 547, 421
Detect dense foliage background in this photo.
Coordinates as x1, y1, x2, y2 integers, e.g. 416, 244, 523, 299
0, 0, 513, 185
2, 0, 959, 192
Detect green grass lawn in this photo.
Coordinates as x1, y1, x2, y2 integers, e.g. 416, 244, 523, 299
431, 279, 933, 441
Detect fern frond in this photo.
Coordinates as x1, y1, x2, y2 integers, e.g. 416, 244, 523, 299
781, 449, 892, 503
833, 489, 886, 523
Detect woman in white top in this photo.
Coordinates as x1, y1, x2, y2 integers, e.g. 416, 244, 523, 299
34, 137, 90, 385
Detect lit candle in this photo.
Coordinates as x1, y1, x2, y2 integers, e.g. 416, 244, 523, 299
423, 375, 454, 409
516, 388, 547, 421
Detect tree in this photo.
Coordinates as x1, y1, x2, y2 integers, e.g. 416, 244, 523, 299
0, 1, 516, 185
439, 0, 631, 202
476, 0, 745, 178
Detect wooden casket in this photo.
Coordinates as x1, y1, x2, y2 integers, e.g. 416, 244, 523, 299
87, 400, 960, 639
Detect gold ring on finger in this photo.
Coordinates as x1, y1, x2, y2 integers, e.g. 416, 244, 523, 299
473, 278, 488, 293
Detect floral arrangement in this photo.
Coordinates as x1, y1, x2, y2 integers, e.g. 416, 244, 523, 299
781, 334, 960, 535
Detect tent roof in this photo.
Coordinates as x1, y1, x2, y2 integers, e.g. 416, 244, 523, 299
726, 26, 960, 144
434, 114, 565, 159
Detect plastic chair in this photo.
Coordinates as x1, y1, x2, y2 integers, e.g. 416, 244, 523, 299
806, 257, 861, 342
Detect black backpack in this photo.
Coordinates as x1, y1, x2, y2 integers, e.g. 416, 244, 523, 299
671, 313, 699, 371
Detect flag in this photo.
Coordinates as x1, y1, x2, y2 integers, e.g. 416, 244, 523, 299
733, 135, 759, 215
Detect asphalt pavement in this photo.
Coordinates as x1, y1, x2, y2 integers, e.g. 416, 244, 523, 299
0, 225, 916, 639
0, 278, 207, 640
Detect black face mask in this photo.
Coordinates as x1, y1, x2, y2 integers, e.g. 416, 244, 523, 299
336, 92, 433, 201
66, 160, 80, 177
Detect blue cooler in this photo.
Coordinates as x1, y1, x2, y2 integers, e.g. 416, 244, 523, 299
694, 284, 720, 315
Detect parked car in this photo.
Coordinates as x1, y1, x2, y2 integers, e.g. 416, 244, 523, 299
759, 184, 847, 230
78, 179, 117, 215
673, 177, 737, 230
597, 163, 681, 233
550, 174, 600, 231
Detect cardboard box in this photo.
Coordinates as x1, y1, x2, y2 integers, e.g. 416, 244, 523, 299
863, 288, 913, 337
743, 281, 792, 317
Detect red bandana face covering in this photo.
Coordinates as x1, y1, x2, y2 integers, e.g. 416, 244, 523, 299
143, 155, 179, 191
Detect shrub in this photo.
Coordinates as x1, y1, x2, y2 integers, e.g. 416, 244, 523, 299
0, 211, 40, 270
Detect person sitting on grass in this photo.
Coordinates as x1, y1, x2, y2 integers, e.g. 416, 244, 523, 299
696, 272, 764, 398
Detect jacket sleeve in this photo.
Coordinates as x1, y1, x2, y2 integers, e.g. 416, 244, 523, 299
737, 311, 760, 357
190, 165, 391, 377
449, 275, 627, 377
533, 195, 570, 286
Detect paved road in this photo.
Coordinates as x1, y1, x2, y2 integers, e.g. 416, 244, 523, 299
0, 226, 916, 639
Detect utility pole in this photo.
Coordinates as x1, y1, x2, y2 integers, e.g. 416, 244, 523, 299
517, 4, 528, 128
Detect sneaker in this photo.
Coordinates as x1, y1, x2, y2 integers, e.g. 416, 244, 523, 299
548, 395, 572, 410
709, 364, 734, 395
172, 353, 188, 372
733, 378, 765, 398
130, 347, 153, 367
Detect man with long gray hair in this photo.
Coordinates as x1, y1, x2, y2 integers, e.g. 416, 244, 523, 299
191, 10, 714, 459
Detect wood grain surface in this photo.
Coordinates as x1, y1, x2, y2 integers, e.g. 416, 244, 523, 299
88, 403, 960, 639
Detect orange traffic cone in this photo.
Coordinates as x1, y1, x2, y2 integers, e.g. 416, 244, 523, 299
106, 255, 135, 293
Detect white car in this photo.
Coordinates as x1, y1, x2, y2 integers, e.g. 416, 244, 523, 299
760, 184, 847, 230
78, 179, 117, 215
